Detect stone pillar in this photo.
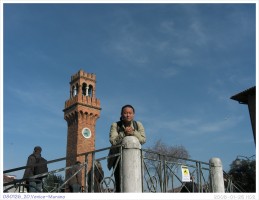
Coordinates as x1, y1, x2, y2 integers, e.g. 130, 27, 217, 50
209, 158, 225, 193
86, 86, 89, 96
122, 136, 142, 192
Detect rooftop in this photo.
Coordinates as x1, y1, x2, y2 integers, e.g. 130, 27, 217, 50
230, 86, 256, 104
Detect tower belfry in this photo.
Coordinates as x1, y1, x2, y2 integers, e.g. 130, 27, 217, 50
63, 69, 101, 187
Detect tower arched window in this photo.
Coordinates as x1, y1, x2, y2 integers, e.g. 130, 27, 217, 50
82, 83, 87, 96
88, 85, 93, 97
72, 85, 78, 96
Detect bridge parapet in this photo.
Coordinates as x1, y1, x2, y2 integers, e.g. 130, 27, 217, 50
4, 144, 239, 193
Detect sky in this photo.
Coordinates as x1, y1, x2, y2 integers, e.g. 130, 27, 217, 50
1, 2, 256, 184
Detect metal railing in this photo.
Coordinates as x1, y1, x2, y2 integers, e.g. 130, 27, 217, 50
3, 145, 244, 193
142, 148, 211, 192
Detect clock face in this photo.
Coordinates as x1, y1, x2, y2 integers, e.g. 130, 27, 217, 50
82, 128, 91, 139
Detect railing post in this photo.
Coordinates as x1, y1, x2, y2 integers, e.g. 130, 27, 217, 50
197, 161, 202, 192
141, 149, 144, 192
209, 158, 225, 193
121, 136, 142, 192
90, 152, 95, 193
163, 156, 167, 192
84, 154, 88, 193
159, 154, 163, 192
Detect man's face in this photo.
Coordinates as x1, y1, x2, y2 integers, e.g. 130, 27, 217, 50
122, 107, 135, 122
35, 149, 42, 155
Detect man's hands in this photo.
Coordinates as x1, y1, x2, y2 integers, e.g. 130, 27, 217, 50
124, 126, 134, 136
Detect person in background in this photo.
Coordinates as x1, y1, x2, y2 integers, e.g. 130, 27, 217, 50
108, 104, 146, 192
68, 161, 83, 192
23, 146, 43, 192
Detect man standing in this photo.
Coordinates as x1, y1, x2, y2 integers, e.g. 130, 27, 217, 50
108, 105, 146, 192
23, 146, 44, 192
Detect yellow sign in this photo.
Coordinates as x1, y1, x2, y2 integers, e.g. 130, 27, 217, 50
181, 166, 191, 182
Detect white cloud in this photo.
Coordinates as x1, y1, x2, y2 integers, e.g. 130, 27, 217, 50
160, 20, 175, 34
147, 115, 243, 138
6, 86, 64, 117
190, 21, 209, 46
161, 67, 179, 77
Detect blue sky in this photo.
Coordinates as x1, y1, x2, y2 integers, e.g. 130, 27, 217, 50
2, 3, 256, 180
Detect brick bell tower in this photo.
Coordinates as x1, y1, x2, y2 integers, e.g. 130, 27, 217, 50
63, 69, 101, 188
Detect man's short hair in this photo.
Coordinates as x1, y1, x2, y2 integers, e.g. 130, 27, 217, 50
34, 146, 42, 151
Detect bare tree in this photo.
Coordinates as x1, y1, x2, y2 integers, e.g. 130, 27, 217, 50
145, 139, 190, 165
143, 139, 190, 192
